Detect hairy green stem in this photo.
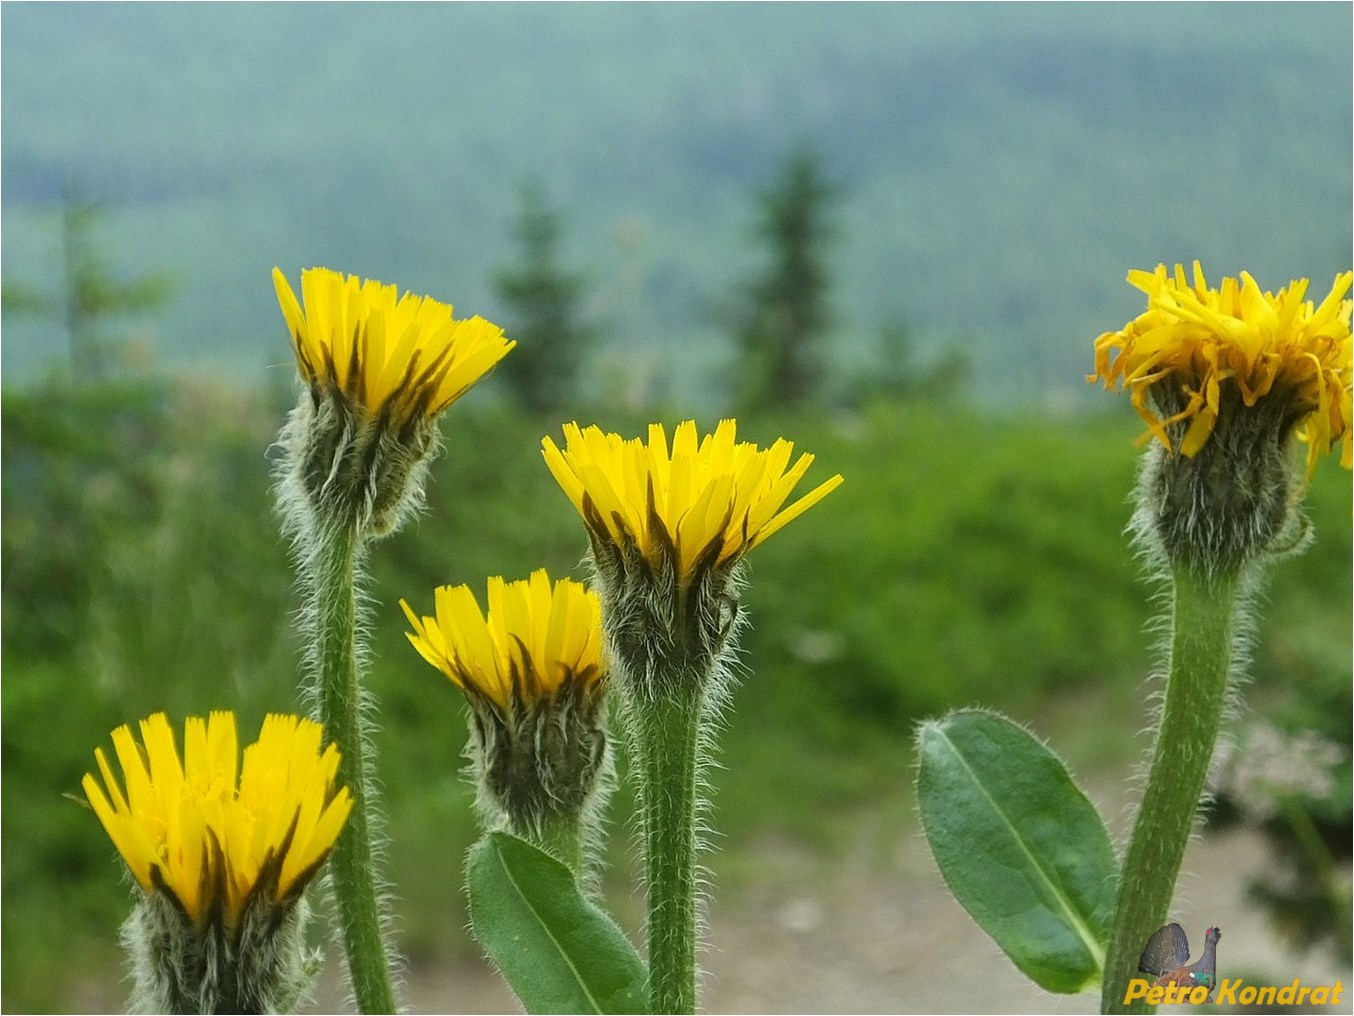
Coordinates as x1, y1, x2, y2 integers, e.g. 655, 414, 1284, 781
531, 815, 585, 882
313, 524, 399, 1015
634, 690, 703, 1015
1101, 568, 1240, 1014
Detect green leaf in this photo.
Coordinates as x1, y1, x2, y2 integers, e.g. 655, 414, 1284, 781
467, 831, 648, 1015
916, 709, 1118, 994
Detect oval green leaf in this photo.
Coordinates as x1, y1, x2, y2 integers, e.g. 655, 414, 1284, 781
467, 831, 648, 1015
916, 709, 1117, 994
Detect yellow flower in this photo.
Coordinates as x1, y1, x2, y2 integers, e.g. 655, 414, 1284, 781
1090, 262, 1353, 472
401, 569, 604, 712
273, 266, 515, 423
82, 712, 352, 928
542, 420, 844, 581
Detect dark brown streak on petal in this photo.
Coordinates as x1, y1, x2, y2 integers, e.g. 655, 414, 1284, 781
323, 778, 343, 809
248, 807, 302, 932
691, 501, 734, 579
369, 344, 420, 425
461, 665, 509, 724
148, 863, 193, 925
319, 344, 347, 411
509, 635, 547, 704
403, 345, 458, 427
390, 346, 439, 434
201, 828, 229, 932
573, 662, 605, 701
293, 330, 320, 387
612, 509, 653, 581
647, 475, 681, 575
349, 321, 367, 408
581, 494, 620, 562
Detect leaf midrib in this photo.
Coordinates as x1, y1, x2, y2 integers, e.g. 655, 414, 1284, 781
488, 837, 605, 1015
933, 725, 1108, 970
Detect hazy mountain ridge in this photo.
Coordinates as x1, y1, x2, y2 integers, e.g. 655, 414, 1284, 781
3, 3, 1349, 404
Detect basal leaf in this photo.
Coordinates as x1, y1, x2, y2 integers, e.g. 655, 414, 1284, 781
467, 831, 648, 1015
916, 709, 1117, 994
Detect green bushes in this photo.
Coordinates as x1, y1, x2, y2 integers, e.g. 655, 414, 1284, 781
2, 385, 1348, 1011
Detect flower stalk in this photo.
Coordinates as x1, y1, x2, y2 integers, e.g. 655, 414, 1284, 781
1090, 264, 1351, 1013
632, 689, 703, 1015
1100, 567, 1240, 1014
531, 814, 588, 880
272, 266, 513, 1012
542, 419, 842, 1015
309, 522, 399, 1015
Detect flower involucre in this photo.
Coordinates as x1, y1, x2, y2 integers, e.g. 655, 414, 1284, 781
83, 712, 352, 928
273, 266, 514, 424
402, 569, 605, 712
542, 420, 844, 581
1090, 262, 1353, 472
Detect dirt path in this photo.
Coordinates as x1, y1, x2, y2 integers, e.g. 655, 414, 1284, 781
307, 792, 1352, 1014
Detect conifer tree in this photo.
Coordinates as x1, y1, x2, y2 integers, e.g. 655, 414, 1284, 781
493, 180, 597, 413
735, 148, 840, 411
2, 187, 171, 383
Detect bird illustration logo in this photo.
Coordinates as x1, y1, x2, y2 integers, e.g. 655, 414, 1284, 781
1138, 924, 1222, 1000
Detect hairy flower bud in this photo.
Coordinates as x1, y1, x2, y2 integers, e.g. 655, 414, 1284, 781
272, 267, 514, 541
1132, 382, 1313, 577
403, 571, 611, 852
121, 887, 319, 1015
83, 713, 350, 1014
542, 420, 841, 1014
542, 419, 842, 702
1091, 263, 1351, 577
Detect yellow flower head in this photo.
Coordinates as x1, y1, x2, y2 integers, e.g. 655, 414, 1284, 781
1090, 262, 1353, 473
273, 266, 515, 423
401, 569, 605, 713
82, 712, 352, 929
542, 420, 844, 582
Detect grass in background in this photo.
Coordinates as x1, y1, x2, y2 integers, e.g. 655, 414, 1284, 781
3, 383, 1348, 1011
